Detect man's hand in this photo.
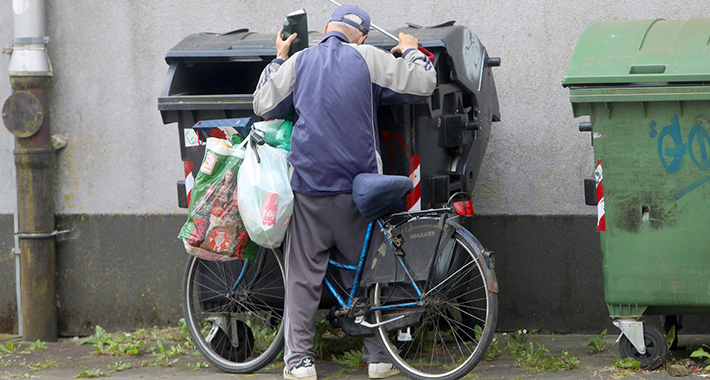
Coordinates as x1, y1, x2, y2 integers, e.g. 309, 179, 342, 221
390, 33, 418, 55
277, 27, 298, 61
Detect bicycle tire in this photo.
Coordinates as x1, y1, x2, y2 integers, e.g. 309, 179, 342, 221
182, 247, 285, 373
371, 225, 498, 380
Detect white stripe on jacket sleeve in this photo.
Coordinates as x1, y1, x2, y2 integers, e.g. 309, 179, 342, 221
354, 44, 436, 97
252, 52, 301, 117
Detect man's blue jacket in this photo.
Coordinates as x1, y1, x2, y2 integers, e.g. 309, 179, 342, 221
253, 30, 436, 197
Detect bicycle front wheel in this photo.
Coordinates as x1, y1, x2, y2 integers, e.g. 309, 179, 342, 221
371, 228, 498, 380
182, 247, 285, 373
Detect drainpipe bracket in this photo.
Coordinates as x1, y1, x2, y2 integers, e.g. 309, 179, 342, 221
10, 248, 21, 258
15, 229, 71, 239
13, 37, 50, 45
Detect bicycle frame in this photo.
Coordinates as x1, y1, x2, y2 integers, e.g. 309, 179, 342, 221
323, 219, 425, 314
324, 205, 460, 316
226, 205, 462, 321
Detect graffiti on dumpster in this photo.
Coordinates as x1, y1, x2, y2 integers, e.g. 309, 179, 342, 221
649, 115, 710, 199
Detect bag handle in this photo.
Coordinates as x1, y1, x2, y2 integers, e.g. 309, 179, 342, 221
245, 131, 266, 164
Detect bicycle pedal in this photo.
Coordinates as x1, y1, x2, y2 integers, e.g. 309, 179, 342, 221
347, 298, 370, 318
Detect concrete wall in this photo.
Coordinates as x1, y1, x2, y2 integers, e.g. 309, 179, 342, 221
3, 1, 709, 216
1, 1, 709, 335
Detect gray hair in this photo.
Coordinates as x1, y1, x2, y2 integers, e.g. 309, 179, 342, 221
328, 13, 365, 41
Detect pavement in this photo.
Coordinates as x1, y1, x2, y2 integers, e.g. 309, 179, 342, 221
2, 331, 710, 379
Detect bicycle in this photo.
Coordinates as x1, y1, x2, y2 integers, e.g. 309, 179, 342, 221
182, 172, 498, 380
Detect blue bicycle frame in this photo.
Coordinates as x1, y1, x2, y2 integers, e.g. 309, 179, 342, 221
227, 215, 445, 315
323, 220, 425, 314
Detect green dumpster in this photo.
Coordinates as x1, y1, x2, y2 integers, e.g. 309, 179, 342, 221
563, 18, 710, 369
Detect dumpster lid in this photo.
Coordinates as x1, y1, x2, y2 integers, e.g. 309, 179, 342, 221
164, 26, 451, 63
563, 18, 710, 87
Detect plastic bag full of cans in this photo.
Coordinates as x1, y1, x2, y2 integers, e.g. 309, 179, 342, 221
237, 134, 294, 249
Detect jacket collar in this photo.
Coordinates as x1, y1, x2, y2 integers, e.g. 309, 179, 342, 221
320, 30, 350, 44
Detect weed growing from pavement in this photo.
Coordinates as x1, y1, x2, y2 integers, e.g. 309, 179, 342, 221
0, 340, 47, 358
9, 373, 38, 379
610, 358, 640, 378
474, 325, 501, 359
0, 339, 50, 378
22, 358, 60, 373
144, 340, 180, 367
4, 358, 61, 380
323, 367, 353, 380
690, 345, 710, 370
187, 361, 210, 370
503, 327, 534, 356
0, 342, 20, 356
80, 326, 144, 356
610, 357, 641, 378
587, 329, 608, 352
332, 348, 365, 369
312, 319, 363, 359
513, 343, 579, 372
503, 327, 579, 372
0, 358, 27, 368
108, 361, 132, 371
311, 320, 329, 358
176, 318, 195, 347
75, 366, 109, 378
247, 312, 280, 351
79, 318, 196, 359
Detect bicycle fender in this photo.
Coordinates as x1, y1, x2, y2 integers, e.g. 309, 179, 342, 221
447, 221, 499, 294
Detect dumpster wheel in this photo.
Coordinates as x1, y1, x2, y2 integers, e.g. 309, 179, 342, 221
619, 324, 667, 370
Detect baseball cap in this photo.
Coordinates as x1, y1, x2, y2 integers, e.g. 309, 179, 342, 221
329, 5, 370, 34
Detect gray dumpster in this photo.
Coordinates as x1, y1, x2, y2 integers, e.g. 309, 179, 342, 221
158, 23, 500, 211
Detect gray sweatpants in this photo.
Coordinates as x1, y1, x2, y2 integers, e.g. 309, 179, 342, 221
283, 192, 389, 368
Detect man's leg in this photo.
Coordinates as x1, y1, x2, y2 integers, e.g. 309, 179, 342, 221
331, 194, 390, 364
283, 194, 334, 369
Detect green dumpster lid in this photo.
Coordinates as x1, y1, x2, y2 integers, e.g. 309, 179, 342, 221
563, 18, 710, 86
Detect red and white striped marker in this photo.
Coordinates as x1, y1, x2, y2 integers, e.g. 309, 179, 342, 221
407, 155, 421, 212
595, 159, 606, 232
184, 161, 194, 206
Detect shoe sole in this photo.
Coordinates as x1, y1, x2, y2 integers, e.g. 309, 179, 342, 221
368, 369, 400, 379
284, 373, 317, 380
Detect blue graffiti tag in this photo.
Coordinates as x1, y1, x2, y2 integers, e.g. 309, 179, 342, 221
649, 115, 710, 199
689, 123, 710, 170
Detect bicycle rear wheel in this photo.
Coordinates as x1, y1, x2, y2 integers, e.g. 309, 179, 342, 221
182, 247, 285, 373
371, 227, 497, 380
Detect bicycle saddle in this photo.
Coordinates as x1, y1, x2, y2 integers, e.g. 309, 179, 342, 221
352, 173, 413, 221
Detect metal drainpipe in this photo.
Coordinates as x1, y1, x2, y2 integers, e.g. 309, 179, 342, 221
2, 0, 57, 341
4, 44, 23, 337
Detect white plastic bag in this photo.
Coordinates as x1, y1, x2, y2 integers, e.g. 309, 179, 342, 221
237, 138, 294, 248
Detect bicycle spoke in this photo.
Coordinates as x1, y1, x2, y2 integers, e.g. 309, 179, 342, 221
373, 230, 497, 379
198, 261, 234, 289
184, 250, 286, 373
423, 261, 474, 297
440, 311, 472, 355
440, 268, 479, 295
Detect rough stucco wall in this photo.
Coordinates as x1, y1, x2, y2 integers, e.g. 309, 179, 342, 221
0, 0, 708, 216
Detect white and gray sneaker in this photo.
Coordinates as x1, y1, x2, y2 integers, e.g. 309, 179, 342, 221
368, 362, 399, 379
284, 356, 317, 380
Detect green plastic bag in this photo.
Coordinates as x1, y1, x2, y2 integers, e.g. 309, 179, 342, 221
178, 137, 259, 262
254, 119, 293, 151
